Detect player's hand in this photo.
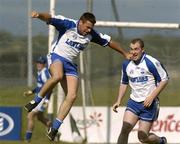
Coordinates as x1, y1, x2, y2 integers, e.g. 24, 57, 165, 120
112, 102, 120, 113
31, 11, 39, 18
23, 90, 33, 97
125, 52, 133, 60
143, 96, 154, 107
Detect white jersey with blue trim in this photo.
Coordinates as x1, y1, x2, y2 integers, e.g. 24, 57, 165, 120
121, 53, 169, 102
32, 67, 51, 112
48, 15, 111, 63
33, 67, 50, 95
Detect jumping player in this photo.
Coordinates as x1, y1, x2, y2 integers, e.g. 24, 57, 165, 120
24, 11, 131, 141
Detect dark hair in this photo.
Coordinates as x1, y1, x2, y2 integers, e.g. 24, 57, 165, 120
130, 38, 144, 48
79, 12, 96, 24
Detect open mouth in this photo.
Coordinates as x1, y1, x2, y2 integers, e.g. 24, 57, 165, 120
132, 54, 138, 58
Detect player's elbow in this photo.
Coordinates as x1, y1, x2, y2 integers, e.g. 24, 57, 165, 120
159, 79, 168, 89
163, 79, 169, 86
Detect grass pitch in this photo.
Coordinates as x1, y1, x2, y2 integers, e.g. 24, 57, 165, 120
0, 78, 179, 144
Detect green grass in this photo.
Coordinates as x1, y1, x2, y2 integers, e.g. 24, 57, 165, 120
0, 86, 82, 144
0, 77, 179, 144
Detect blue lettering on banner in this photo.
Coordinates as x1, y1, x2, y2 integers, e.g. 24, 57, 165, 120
0, 107, 22, 140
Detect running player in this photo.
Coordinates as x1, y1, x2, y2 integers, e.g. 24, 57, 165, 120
113, 38, 168, 144
24, 56, 52, 142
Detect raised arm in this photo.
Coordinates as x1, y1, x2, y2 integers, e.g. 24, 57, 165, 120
31, 11, 51, 22
108, 40, 132, 59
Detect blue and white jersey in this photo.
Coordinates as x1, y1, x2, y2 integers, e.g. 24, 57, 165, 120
33, 67, 50, 96
121, 53, 169, 102
32, 67, 51, 112
48, 15, 111, 63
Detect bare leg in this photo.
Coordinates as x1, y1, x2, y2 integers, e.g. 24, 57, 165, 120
46, 75, 78, 141
25, 111, 37, 141
57, 75, 78, 121
39, 61, 64, 98
37, 112, 52, 128
138, 120, 161, 143
27, 111, 37, 132
24, 61, 64, 113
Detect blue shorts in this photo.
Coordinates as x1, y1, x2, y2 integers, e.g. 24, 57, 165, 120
49, 53, 78, 77
126, 98, 159, 122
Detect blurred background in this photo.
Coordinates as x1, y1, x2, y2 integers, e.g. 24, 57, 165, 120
0, 0, 180, 143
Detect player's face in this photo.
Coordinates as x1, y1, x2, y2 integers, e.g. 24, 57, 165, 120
36, 63, 45, 71
129, 42, 144, 61
78, 20, 94, 36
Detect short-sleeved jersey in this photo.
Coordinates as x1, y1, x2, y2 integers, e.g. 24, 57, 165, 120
32, 67, 51, 112
48, 15, 111, 63
121, 53, 169, 102
33, 67, 51, 97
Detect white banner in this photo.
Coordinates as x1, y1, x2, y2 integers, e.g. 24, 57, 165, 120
60, 107, 180, 143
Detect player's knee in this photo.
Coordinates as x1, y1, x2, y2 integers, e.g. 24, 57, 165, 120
121, 121, 133, 134
51, 71, 63, 83
51, 75, 62, 83
37, 114, 42, 121
138, 130, 148, 143
66, 93, 77, 103
27, 113, 33, 120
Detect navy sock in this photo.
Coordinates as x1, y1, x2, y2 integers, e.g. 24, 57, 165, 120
25, 131, 32, 141
34, 95, 43, 103
52, 118, 63, 130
